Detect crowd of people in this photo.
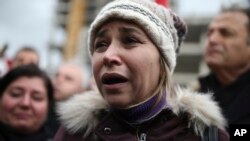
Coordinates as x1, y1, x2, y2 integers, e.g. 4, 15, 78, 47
1, 0, 250, 140
0, 64, 54, 141
0, 47, 93, 140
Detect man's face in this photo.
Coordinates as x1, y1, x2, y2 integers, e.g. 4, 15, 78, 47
53, 64, 85, 101
205, 11, 250, 70
12, 51, 39, 69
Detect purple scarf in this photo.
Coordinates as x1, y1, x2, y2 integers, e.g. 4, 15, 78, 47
112, 92, 167, 125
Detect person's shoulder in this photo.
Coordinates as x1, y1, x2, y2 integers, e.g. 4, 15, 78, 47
56, 91, 108, 137
169, 86, 227, 136
187, 73, 215, 92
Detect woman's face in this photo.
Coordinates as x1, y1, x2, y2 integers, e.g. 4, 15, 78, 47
0, 77, 48, 134
92, 20, 161, 108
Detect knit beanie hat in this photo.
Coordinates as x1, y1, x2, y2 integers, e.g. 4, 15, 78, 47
88, 0, 187, 73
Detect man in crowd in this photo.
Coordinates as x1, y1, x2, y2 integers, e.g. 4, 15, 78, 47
46, 61, 91, 135
11, 46, 39, 69
52, 62, 91, 101
195, 7, 250, 126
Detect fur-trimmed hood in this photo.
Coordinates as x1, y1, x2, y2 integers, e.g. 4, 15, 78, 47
57, 87, 226, 137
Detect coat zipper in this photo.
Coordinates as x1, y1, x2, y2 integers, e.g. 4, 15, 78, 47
139, 133, 147, 141
137, 126, 147, 141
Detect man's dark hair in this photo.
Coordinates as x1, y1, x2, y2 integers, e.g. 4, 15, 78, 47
221, 7, 250, 43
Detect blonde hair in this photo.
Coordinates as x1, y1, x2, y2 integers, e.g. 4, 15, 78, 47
152, 58, 173, 101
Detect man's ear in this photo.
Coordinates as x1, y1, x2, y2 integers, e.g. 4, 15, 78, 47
248, 37, 250, 46
247, 43, 250, 60
247, 37, 250, 49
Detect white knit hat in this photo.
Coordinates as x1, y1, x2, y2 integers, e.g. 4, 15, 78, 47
88, 0, 187, 73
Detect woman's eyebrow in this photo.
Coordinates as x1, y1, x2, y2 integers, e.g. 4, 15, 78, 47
10, 86, 24, 92
119, 27, 142, 35
96, 28, 108, 38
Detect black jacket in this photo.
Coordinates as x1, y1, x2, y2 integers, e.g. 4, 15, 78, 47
199, 70, 250, 124
0, 122, 53, 141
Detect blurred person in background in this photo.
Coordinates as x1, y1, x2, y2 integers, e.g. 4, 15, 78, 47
45, 61, 91, 136
0, 64, 54, 141
54, 0, 229, 141
192, 7, 250, 127
52, 61, 91, 101
11, 46, 39, 69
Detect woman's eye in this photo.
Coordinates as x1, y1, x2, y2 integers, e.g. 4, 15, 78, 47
124, 37, 137, 43
94, 41, 108, 50
32, 95, 45, 102
123, 36, 142, 46
10, 92, 22, 98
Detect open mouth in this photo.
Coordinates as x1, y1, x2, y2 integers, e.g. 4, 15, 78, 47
102, 73, 128, 85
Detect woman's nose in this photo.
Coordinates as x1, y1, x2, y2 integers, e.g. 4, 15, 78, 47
103, 43, 122, 67
19, 94, 32, 108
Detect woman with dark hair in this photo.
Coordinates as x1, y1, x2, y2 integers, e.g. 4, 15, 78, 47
0, 64, 54, 141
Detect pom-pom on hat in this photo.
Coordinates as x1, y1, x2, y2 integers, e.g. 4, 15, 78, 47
88, 0, 187, 73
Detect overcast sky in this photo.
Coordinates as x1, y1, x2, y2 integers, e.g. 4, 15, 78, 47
0, 0, 56, 68
0, 0, 248, 69
177, 0, 221, 17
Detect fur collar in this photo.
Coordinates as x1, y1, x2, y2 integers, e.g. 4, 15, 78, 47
57, 87, 226, 137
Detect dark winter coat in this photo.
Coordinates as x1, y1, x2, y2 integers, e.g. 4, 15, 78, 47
0, 121, 53, 141
198, 70, 250, 125
54, 88, 229, 141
